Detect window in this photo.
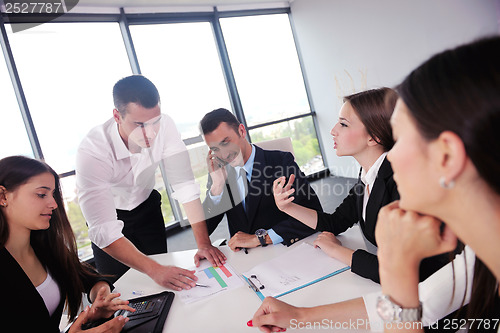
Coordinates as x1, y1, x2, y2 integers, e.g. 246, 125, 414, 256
7, 22, 131, 174
0, 50, 32, 159
220, 14, 311, 126
220, 14, 325, 174
250, 116, 324, 175
130, 22, 232, 140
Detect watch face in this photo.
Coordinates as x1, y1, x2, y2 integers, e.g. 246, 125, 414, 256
377, 296, 396, 321
255, 229, 267, 237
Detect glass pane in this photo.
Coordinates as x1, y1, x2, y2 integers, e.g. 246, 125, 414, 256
221, 14, 310, 126
177, 142, 210, 226
187, 142, 210, 203
7, 23, 131, 174
130, 23, 232, 140
250, 116, 325, 175
154, 168, 175, 226
60, 175, 93, 259
0, 48, 33, 159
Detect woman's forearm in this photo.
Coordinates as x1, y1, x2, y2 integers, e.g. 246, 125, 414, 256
283, 202, 319, 229
297, 298, 370, 329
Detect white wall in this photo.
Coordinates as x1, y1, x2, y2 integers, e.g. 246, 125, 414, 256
290, 0, 500, 178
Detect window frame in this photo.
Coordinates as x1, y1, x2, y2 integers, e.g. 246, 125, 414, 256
0, 6, 327, 237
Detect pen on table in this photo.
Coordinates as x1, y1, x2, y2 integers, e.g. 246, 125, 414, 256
195, 283, 210, 288
237, 247, 249, 254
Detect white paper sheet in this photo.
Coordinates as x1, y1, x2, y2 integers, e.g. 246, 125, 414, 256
178, 261, 245, 304
243, 242, 349, 298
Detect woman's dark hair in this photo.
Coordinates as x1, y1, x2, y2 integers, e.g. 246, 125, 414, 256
0, 156, 100, 321
113, 75, 160, 116
397, 36, 500, 328
343, 87, 398, 151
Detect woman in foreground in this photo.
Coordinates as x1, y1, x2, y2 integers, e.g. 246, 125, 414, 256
0, 155, 134, 332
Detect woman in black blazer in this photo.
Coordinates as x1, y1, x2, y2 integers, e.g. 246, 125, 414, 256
274, 88, 448, 283
0, 156, 133, 333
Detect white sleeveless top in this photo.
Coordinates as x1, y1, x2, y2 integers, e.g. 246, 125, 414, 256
36, 271, 61, 316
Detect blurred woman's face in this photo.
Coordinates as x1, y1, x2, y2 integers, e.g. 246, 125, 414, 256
388, 99, 442, 213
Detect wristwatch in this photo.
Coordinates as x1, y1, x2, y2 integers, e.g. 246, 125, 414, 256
255, 229, 268, 247
376, 295, 422, 322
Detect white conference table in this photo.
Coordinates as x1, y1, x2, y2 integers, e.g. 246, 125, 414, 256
113, 225, 381, 332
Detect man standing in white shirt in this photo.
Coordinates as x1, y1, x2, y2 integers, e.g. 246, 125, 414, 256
76, 75, 225, 290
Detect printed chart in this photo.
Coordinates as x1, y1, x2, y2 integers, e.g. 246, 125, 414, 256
178, 261, 244, 304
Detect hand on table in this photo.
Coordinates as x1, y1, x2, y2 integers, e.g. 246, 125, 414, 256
149, 265, 198, 291
228, 231, 259, 251
313, 232, 342, 256
250, 297, 301, 332
194, 244, 227, 267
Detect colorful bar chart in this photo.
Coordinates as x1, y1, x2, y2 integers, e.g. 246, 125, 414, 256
219, 265, 232, 278
203, 266, 232, 288
179, 263, 245, 304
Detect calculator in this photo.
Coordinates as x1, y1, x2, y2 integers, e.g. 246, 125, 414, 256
117, 297, 160, 320
129, 300, 155, 317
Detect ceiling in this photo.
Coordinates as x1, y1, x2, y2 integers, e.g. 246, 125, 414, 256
74, 0, 290, 8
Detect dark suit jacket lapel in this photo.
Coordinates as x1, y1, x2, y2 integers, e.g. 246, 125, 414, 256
355, 179, 365, 225
245, 146, 265, 224
365, 157, 392, 244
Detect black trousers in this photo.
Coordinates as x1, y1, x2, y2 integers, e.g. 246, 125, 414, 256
91, 189, 167, 282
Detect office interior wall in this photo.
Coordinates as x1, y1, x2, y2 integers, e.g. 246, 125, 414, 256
290, 0, 500, 178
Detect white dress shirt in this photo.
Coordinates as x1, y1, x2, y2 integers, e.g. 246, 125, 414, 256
364, 246, 475, 331
360, 152, 387, 222
76, 114, 200, 249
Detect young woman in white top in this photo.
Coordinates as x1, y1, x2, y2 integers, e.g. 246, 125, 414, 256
0, 156, 134, 333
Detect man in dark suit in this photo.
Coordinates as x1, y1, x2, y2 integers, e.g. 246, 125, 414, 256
200, 108, 322, 251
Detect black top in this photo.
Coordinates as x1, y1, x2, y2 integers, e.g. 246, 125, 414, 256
316, 157, 450, 283
0, 247, 113, 333
203, 146, 322, 246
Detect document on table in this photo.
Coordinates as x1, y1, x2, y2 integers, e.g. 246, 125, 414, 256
178, 261, 244, 304
242, 242, 349, 300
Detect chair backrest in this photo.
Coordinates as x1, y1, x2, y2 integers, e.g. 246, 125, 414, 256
254, 137, 295, 158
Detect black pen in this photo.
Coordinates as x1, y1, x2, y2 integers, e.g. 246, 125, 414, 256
237, 247, 249, 254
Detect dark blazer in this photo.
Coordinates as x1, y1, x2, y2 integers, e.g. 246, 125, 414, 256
203, 146, 322, 246
316, 157, 450, 283
0, 247, 111, 333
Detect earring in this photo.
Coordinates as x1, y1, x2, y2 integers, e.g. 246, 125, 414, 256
439, 176, 455, 189
1, 202, 6, 207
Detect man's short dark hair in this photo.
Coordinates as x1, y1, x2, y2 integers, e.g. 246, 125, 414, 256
113, 75, 160, 115
200, 108, 240, 135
